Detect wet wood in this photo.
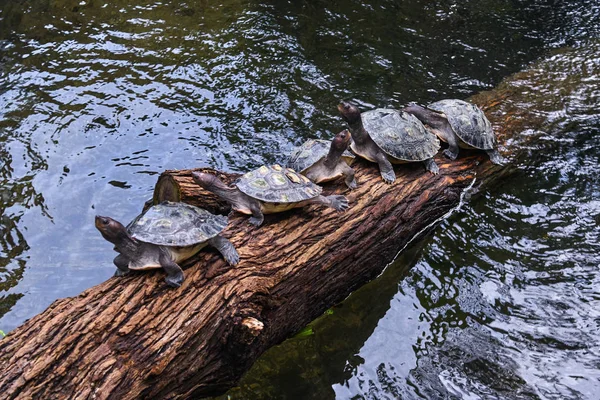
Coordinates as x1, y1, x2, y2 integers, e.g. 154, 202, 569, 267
0, 45, 575, 399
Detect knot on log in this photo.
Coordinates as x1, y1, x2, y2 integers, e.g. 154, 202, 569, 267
238, 317, 264, 345
225, 315, 266, 358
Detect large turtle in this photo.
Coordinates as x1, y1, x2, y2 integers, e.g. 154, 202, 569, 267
403, 99, 504, 164
192, 164, 349, 226
287, 129, 357, 189
338, 102, 440, 183
95, 201, 239, 288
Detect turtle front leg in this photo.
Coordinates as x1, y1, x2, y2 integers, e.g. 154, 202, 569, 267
158, 250, 184, 288
113, 254, 131, 277
423, 158, 439, 175
342, 163, 358, 189
308, 195, 349, 212
247, 199, 265, 227
209, 235, 240, 266
374, 152, 395, 184
231, 192, 264, 226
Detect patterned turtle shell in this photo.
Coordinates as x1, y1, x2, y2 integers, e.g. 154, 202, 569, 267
236, 164, 322, 203
429, 99, 497, 150
287, 139, 355, 173
362, 108, 440, 161
126, 202, 227, 247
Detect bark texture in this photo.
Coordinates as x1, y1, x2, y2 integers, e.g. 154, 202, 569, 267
0, 45, 573, 399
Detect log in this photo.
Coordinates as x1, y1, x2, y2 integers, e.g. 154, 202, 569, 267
0, 45, 585, 399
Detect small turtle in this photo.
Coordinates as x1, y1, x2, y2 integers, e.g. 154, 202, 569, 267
338, 102, 440, 183
192, 164, 349, 226
287, 129, 357, 189
95, 201, 239, 288
403, 99, 504, 164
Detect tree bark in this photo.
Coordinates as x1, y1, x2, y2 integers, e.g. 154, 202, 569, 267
0, 45, 583, 399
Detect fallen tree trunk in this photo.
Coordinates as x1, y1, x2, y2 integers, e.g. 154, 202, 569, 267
0, 45, 587, 399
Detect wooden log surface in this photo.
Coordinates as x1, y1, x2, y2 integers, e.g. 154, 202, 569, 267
0, 45, 584, 399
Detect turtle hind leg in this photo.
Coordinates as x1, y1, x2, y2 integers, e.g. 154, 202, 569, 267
113, 254, 131, 277
308, 195, 349, 212
486, 149, 506, 165
158, 250, 184, 288
423, 158, 439, 175
209, 235, 240, 266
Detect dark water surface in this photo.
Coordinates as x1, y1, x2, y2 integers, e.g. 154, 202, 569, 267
1, 0, 599, 398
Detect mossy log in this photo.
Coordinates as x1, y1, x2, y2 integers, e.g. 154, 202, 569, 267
0, 45, 580, 399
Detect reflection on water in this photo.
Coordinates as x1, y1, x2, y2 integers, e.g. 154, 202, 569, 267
1, 0, 600, 398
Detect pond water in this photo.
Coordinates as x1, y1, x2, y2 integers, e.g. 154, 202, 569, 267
1, 0, 599, 398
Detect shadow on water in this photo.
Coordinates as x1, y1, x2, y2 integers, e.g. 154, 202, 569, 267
0, 0, 600, 398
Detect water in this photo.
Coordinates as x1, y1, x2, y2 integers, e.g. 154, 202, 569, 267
1, 0, 599, 398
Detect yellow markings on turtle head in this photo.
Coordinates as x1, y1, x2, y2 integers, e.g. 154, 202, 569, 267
272, 164, 283, 171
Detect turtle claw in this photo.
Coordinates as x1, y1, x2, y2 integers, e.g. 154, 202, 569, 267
487, 149, 506, 165
424, 159, 439, 175
346, 178, 358, 190
443, 149, 459, 160
210, 235, 240, 266
329, 195, 349, 212
223, 248, 240, 266
114, 269, 130, 277
248, 216, 264, 227
380, 170, 395, 184
165, 272, 184, 288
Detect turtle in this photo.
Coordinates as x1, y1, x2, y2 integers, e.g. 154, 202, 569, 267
95, 201, 239, 288
287, 129, 357, 189
403, 99, 504, 164
192, 164, 349, 227
337, 101, 441, 183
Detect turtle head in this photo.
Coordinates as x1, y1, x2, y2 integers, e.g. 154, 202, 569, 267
337, 101, 361, 125
192, 171, 229, 192
403, 103, 446, 129
95, 215, 131, 245
331, 129, 352, 152
192, 171, 244, 209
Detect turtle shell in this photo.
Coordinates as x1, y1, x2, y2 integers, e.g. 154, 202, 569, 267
236, 164, 322, 203
127, 202, 227, 247
287, 139, 355, 173
362, 108, 440, 161
429, 99, 496, 150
